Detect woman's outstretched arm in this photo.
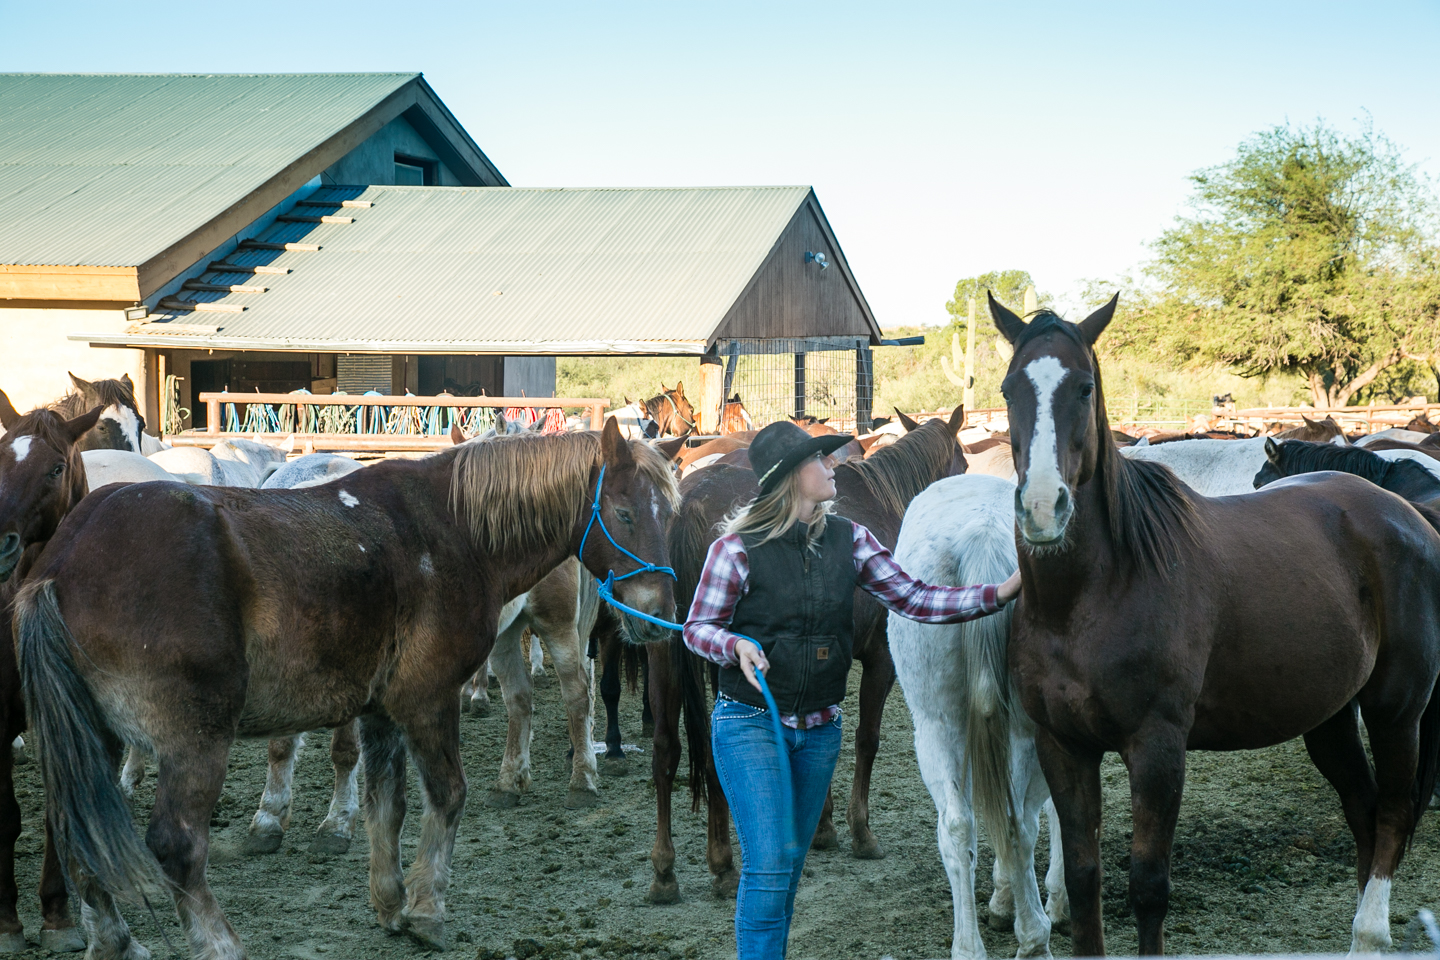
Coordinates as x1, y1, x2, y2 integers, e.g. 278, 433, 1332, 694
851, 522, 1015, 623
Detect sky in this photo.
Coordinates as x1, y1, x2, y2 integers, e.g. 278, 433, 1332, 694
4, 0, 1438, 328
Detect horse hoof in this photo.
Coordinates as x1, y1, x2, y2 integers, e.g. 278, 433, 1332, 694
600, 756, 631, 777
40, 926, 86, 953
404, 915, 446, 951
987, 910, 1015, 933
309, 832, 351, 856
0, 932, 25, 954
242, 831, 284, 855
565, 787, 601, 809
646, 877, 680, 904
810, 825, 839, 851
850, 836, 886, 860
710, 869, 740, 900
484, 789, 520, 809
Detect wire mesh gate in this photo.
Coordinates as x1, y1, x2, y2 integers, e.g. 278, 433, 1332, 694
717, 337, 873, 433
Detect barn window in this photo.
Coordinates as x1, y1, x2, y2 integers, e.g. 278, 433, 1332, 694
394, 154, 437, 186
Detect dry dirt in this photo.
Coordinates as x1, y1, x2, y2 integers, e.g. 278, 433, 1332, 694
6, 665, 1440, 959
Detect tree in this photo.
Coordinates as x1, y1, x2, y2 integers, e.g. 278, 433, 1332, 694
945, 270, 1050, 324
1138, 121, 1440, 407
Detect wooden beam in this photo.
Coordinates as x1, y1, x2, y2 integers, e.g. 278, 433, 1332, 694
183, 281, 267, 294
0, 264, 140, 301
207, 262, 290, 275
158, 298, 244, 314
298, 199, 373, 208
238, 241, 320, 252
276, 214, 354, 224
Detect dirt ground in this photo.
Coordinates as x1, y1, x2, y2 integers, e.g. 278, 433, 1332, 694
6, 663, 1440, 959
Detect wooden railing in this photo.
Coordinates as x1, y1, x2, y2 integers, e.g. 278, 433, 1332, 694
168, 393, 609, 453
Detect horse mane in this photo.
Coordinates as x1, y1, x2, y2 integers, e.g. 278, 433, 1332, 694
52, 378, 136, 418
7, 409, 89, 508
836, 417, 957, 518
449, 432, 678, 555
1012, 311, 1200, 573
1277, 439, 1438, 491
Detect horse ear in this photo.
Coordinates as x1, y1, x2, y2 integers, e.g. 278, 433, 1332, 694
450, 423, 465, 445
494, 411, 508, 433
64, 406, 103, 443
674, 381, 685, 396
988, 291, 1026, 344
655, 432, 689, 462
1264, 437, 1281, 463
1301, 414, 1315, 426
1077, 294, 1119, 346
947, 405, 965, 433
0, 388, 18, 430
894, 408, 920, 432
68, 371, 93, 395
601, 415, 635, 468
120, 373, 134, 389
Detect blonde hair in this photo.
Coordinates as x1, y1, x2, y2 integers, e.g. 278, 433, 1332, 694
721, 466, 836, 553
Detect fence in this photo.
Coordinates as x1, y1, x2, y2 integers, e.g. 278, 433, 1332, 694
718, 337, 873, 433
167, 393, 609, 453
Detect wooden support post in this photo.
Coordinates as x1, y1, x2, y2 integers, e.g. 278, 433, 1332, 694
590, 403, 606, 431
156, 352, 167, 437
794, 353, 806, 419
207, 397, 220, 435
855, 344, 873, 433
964, 297, 977, 411
699, 354, 724, 434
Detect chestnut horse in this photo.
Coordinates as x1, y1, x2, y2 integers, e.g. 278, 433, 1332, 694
641, 383, 696, 438
0, 405, 98, 954
16, 419, 676, 959
994, 293, 1440, 955
641, 407, 967, 903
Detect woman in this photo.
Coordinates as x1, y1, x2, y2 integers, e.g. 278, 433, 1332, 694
684, 420, 1020, 960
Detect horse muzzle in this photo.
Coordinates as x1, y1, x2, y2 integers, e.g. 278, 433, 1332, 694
1015, 480, 1072, 545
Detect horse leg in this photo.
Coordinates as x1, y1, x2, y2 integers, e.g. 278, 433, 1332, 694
461, 666, 491, 717
38, 812, 84, 953
530, 630, 546, 679
598, 632, 629, 774
1121, 730, 1188, 957
542, 625, 600, 808
118, 745, 146, 798
148, 740, 244, 959
485, 618, 533, 808
1035, 728, 1105, 957
1004, 735, 1056, 958
1043, 798, 1070, 929
244, 734, 301, 855
1349, 705, 1423, 954
1302, 704, 1378, 890
393, 708, 467, 951
0, 733, 24, 952
646, 640, 682, 904
704, 738, 739, 899
311, 722, 361, 855
846, 641, 896, 859
811, 790, 838, 851
640, 648, 654, 738
910, 711, 984, 960
359, 713, 407, 933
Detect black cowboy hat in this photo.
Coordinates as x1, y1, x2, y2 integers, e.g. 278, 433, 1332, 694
750, 421, 853, 496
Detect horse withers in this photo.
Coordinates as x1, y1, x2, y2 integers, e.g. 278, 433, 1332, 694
994, 292, 1440, 955
15, 418, 677, 959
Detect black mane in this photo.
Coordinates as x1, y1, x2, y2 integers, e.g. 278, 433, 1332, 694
1275, 440, 1440, 500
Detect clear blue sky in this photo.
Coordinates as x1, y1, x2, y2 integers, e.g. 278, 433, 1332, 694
5, 0, 1438, 327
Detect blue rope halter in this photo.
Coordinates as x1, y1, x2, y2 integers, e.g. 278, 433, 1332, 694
580, 462, 797, 856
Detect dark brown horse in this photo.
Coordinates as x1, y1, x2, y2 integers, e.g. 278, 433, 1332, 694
16, 418, 676, 958
642, 383, 696, 438
0, 404, 100, 953
994, 293, 1440, 955
639, 406, 967, 904
53, 374, 146, 452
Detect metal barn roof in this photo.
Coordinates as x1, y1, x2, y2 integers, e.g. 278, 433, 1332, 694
0, 73, 423, 268
77, 185, 880, 355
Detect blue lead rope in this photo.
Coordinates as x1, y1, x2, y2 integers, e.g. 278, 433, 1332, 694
581, 464, 798, 858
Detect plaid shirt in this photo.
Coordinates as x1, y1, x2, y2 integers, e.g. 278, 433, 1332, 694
684, 521, 1004, 728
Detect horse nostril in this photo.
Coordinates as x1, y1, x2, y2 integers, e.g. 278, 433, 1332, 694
1055, 487, 1071, 515
0, 533, 18, 559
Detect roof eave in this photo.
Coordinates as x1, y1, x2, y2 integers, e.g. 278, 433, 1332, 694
69, 331, 710, 356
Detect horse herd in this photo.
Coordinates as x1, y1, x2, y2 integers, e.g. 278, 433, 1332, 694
3, 299, 1440, 960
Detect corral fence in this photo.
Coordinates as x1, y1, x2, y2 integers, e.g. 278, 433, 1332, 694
166, 392, 609, 453
715, 337, 875, 434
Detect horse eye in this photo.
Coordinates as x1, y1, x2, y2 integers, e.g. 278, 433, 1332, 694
615, 507, 634, 524
1080, 384, 1094, 399
50, 464, 65, 478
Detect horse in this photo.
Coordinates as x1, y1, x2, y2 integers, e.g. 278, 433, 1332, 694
53, 374, 147, 453
147, 437, 291, 488
641, 406, 968, 904
0, 406, 101, 953
1253, 438, 1440, 503
641, 383, 696, 438
610, 402, 660, 440
1356, 428, 1432, 446
1274, 414, 1347, 443
719, 394, 753, 435
992, 292, 1440, 955
15, 418, 678, 958
889, 473, 1067, 959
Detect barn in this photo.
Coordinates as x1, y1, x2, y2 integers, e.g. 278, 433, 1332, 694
1, 73, 886, 437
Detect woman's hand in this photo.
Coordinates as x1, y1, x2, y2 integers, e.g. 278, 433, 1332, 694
735, 638, 770, 692
997, 569, 1022, 605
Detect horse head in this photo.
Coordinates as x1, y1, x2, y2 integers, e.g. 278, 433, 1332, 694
0, 406, 101, 581
994, 291, 1117, 547
66, 372, 144, 453
583, 417, 680, 643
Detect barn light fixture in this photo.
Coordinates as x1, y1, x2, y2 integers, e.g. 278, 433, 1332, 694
805, 251, 829, 270
125, 306, 148, 321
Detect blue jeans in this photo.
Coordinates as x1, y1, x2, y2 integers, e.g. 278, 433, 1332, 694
711, 696, 842, 960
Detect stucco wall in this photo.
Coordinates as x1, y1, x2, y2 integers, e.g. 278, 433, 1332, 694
321, 116, 462, 186
0, 306, 146, 415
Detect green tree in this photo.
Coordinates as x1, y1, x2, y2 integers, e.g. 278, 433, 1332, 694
945, 270, 1051, 324
1137, 121, 1440, 407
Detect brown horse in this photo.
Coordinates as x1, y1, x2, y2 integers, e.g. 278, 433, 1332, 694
16, 419, 676, 958
1274, 414, 1346, 443
639, 406, 967, 904
642, 383, 696, 437
719, 394, 752, 435
53, 374, 147, 452
0, 404, 100, 953
993, 293, 1440, 955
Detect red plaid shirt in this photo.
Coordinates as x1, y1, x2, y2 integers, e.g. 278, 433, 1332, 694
684, 521, 1004, 728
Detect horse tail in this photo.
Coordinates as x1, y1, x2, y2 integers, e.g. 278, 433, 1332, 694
623, 640, 641, 695
15, 579, 167, 904
961, 545, 1021, 868
667, 486, 720, 813
1414, 676, 1440, 838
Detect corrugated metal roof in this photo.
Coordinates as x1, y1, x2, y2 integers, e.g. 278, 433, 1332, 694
96, 185, 824, 352
0, 73, 418, 267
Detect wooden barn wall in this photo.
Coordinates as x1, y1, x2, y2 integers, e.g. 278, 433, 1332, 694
711, 202, 874, 342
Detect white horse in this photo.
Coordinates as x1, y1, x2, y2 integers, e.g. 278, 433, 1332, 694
890, 473, 1066, 960
609, 402, 659, 440
149, 437, 290, 487
1356, 428, 1432, 447
1124, 435, 1440, 495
